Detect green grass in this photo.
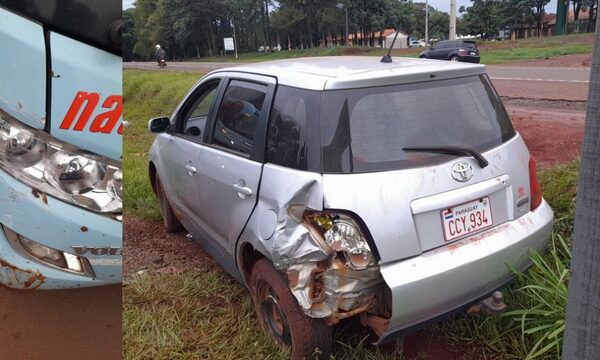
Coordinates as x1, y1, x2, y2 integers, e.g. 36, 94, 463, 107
480, 44, 593, 64
123, 271, 398, 360
123, 70, 201, 220
189, 33, 594, 65
123, 70, 580, 359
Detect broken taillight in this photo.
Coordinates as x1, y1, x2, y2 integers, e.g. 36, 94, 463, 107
529, 158, 543, 210
306, 211, 375, 270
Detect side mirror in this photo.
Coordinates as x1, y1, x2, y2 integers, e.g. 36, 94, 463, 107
148, 116, 171, 133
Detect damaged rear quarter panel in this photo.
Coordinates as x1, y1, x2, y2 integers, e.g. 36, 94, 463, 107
236, 164, 384, 322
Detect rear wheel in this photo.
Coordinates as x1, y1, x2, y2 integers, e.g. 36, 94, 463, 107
250, 258, 332, 360
450, 55, 459, 61
155, 176, 183, 233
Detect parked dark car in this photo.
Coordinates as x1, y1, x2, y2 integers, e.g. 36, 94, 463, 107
420, 40, 480, 63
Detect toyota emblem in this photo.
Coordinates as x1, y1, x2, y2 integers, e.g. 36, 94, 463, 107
451, 162, 473, 182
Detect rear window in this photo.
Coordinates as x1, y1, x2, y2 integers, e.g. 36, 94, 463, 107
462, 41, 478, 50
321, 75, 515, 173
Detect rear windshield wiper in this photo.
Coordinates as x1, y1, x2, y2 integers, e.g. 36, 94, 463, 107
402, 146, 489, 168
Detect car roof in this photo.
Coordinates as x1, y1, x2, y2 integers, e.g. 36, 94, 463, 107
210, 56, 486, 91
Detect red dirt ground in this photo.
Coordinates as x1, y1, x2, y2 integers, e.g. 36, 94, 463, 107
508, 105, 585, 167
501, 53, 593, 67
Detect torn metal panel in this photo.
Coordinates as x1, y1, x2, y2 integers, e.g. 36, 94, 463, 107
237, 164, 386, 323
288, 258, 383, 321
0, 259, 45, 289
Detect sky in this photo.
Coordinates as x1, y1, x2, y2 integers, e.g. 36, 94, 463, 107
123, 0, 135, 9
123, 0, 561, 17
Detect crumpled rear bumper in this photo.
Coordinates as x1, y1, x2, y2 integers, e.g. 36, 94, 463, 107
0, 168, 121, 289
377, 199, 553, 343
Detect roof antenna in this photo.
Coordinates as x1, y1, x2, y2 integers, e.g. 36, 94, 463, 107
381, 28, 400, 63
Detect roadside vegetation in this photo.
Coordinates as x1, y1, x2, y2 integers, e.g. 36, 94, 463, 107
191, 33, 594, 65
124, 70, 576, 359
123, 0, 597, 63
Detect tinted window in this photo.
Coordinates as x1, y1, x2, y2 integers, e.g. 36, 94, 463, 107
321, 75, 515, 173
212, 80, 266, 155
438, 41, 452, 49
267, 86, 321, 171
462, 41, 478, 50
180, 80, 220, 141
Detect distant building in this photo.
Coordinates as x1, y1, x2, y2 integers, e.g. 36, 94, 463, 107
510, 9, 594, 39
328, 28, 409, 48
384, 30, 410, 49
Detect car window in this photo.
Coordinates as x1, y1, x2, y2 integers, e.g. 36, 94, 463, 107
212, 80, 267, 155
267, 85, 321, 171
463, 41, 478, 50
181, 80, 220, 141
321, 75, 515, 173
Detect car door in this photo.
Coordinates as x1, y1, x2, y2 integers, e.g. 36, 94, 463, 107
191, 74, 275, 259
157, 74, 226, 230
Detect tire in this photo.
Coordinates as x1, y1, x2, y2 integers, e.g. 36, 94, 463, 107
419, 55, 426, 59
250, 258, 332, 360
450, 55, 459, 61
155, 176, 184, 233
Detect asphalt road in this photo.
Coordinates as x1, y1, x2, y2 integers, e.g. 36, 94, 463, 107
123, 61, 591, 83
0, 285, 122, 360
486, 66, 590, 83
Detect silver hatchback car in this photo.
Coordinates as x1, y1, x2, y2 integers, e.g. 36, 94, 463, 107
148, 56, 554, 359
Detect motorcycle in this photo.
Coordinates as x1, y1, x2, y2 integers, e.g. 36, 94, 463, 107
157, 58, 167, 69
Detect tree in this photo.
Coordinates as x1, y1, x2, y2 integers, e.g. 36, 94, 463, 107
562, 19, 600, 360
123, 8, 137, 62
528, 0, 550, 35
458, 0, 503, 38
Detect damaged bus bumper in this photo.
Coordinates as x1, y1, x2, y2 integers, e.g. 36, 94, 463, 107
0, 168, 121, 289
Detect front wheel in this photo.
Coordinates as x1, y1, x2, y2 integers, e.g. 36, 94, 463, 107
250, 258, 332, 360
450, 55, 459, 61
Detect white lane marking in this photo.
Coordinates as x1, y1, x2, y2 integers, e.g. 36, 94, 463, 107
490, 77, 589, 83
488, 66, 590, 71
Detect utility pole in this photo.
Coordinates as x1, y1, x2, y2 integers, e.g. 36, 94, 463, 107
556, 0, 569, 35
232, 16, 238, 59
345, 0, 349, 46
449, 0, 456, 39
425, 0, 429, 45
562, 21, 600, 359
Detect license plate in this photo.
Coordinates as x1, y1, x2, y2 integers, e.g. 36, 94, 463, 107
441, 197, 493, 241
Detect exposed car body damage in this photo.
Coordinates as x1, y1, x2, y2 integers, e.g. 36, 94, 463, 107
236, 164, 386, 324
0, 258, 45, 289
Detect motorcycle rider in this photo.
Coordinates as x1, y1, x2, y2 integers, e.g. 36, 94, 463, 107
155, 44, 166, 66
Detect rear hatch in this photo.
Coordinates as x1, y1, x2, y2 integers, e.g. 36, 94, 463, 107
321, 74, 532, 263
461, 41, 479, 57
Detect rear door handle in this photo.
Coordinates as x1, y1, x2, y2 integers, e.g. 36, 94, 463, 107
185, 163, 197, 176
232, 180, 252, 199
